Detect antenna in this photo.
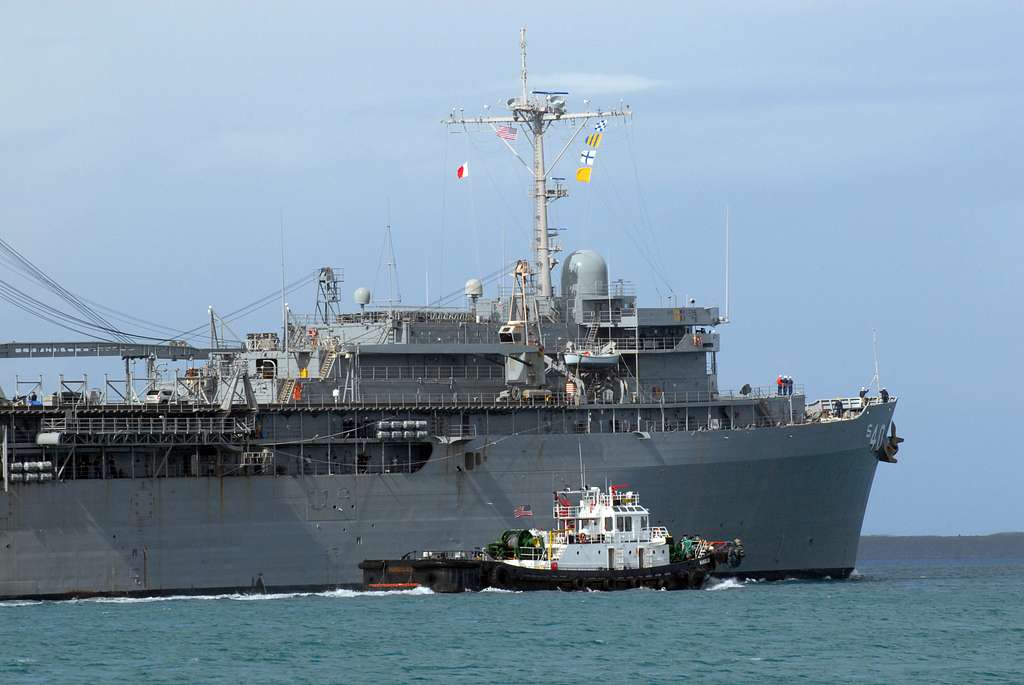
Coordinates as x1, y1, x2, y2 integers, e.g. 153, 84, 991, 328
279, 211, 288, 364
382, 208, 402, 310
578, 441, 585, 489
871, 329, 882, 392
445, 28, 631, 299
724, 205, 731, 323
520, 26, 528, 105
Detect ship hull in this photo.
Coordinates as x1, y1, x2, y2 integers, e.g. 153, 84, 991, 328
0, 403, 894, 599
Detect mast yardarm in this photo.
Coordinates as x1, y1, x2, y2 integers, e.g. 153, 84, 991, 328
445, 27, 631, 299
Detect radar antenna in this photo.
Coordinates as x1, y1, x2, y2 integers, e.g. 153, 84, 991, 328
446, 27, 631, 299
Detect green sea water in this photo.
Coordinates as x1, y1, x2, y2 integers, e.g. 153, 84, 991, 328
2, 560, 1022, 684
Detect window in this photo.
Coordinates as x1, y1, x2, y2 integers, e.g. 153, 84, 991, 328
604, 517, 612, 532
624, 517, 633, 532
641, 516, 648, 529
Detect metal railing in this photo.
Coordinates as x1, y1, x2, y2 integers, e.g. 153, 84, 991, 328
580, 309, 637, 325
359, 366, 505, 381
277, 384, 804, 408
42, 416, 256, 435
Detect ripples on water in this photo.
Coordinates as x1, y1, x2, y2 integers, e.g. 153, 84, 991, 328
2, 561, 1022, 684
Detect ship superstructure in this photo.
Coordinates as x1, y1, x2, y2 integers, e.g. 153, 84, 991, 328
0, 30, 901, 599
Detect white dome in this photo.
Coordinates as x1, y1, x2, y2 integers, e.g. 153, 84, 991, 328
353, 287, 372, 306
560, 249, 608, 298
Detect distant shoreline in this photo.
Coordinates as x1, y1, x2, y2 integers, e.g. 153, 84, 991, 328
858, 533, 1024, 561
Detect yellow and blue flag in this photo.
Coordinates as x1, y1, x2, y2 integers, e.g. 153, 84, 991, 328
584, 132, 603, 148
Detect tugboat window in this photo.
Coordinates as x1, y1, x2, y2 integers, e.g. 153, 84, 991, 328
604, 517, 613, 532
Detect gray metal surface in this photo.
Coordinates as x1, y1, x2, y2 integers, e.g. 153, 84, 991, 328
0, 402, 893, 598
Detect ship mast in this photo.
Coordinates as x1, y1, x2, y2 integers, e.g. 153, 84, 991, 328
446, 27, 631, 299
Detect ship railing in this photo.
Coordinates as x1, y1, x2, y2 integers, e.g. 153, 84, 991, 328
553, 505, 582, 518
434, 422, 477, 440
401, 549, 491, 561
582, 336, 687, 352
276, 385, 802, 408
805, 396, 866, 417
805, 395, 894, 420
579, 309, 637, 326
359, 365, 505, 382
638, 413, 810, 433
42, 416, 256, 435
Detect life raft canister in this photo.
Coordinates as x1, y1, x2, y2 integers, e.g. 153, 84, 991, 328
292, 383, 302, 401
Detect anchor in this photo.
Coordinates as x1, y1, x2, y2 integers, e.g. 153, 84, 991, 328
875, 422, 904, 463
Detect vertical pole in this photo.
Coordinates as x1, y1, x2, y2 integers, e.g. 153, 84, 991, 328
519, 27, 528, 106
209, 306, 216, 349
533, 118, 552, 298
872, 329, 881, 393
725, 205, 731, 322
280, 212, 290, 383
2, 425, 8, 493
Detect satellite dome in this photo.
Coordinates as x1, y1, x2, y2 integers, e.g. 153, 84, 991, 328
560, 249, 608, 298
353, 287, 371, 306
464, 278, 483, 299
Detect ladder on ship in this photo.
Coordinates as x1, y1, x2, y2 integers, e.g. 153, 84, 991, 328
584, 324, 599, 346
277, 378, 296, 404
319, 349, 338, 380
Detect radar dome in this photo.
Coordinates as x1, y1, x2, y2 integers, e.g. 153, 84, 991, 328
353, 287, 371, 306
464, 278, 483, 299
560, 249, 608, 298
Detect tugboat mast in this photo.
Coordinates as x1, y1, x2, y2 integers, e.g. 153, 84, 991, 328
447, 27, 631, 299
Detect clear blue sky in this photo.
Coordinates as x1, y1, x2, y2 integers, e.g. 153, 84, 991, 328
1, 2, 1021, 534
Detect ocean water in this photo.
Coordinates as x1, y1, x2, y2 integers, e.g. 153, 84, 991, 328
2, 561, 1022, 684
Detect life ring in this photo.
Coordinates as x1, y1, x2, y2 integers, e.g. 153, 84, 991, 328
578, 532, 588, 544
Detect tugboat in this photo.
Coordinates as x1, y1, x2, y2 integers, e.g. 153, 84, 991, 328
360, 485, 744, 592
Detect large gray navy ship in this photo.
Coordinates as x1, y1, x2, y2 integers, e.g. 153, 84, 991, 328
0, 31, 901, 599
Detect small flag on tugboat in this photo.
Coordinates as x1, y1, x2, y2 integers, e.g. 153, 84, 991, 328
575, 167, 592, 183
456, 161, 470, 179
584, 132, 603, 148
496, 125, 517, 141
594, 119, 607, 132
579, 149, 596, 166
513, 504, 533, 518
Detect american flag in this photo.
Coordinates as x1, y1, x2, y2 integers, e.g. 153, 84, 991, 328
496, 125, 518, 141
513, 504, 533, 518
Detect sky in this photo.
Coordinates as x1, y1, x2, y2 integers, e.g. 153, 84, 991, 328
1, 2, 1021, 534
